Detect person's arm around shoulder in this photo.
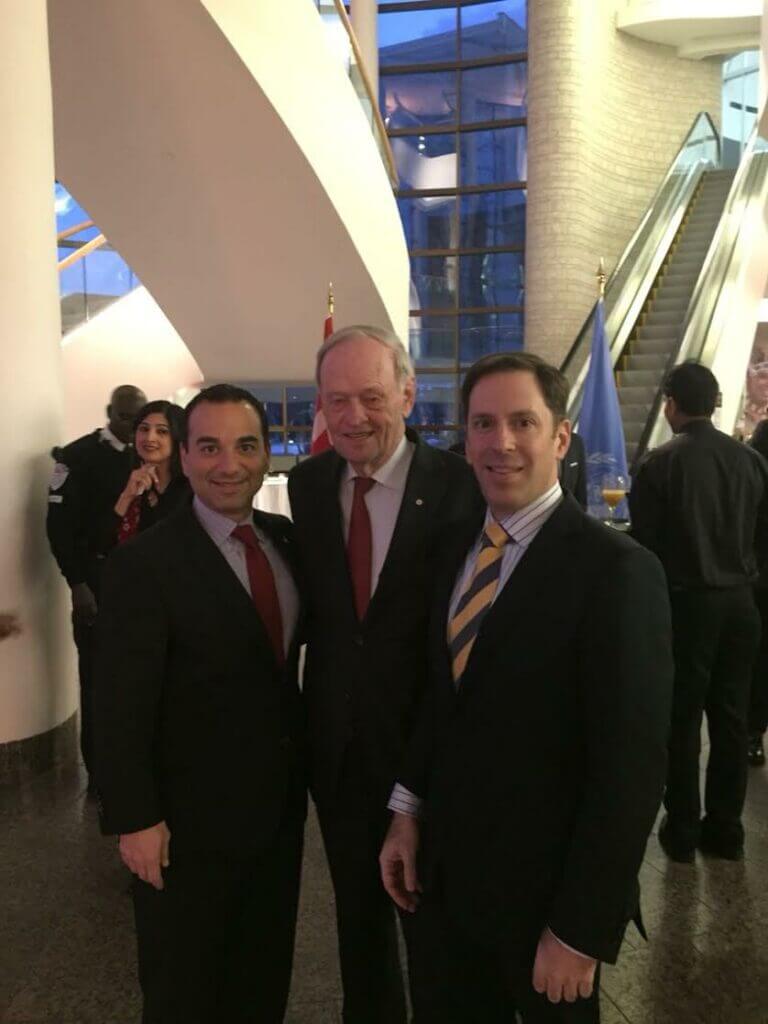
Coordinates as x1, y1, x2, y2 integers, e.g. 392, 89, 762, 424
94, 539, 171, 890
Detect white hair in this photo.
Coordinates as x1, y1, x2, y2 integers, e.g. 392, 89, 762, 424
315, 324, 414, 387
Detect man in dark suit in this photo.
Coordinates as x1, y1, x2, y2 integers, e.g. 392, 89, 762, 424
288, 325, 480, 1024
95, 384, 305, 1024
47, 383, 146, 788
380, 352, 673, 1023
560, 430, 587, 509
630, 362, 768, 862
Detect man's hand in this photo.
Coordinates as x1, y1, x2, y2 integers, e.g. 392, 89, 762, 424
379, 812, 421, 912
532, 927, 597, 1004
119, 821, 171, 890
0, 613, 21, 640
71, 583, 98, 627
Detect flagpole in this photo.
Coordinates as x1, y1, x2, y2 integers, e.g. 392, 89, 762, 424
327, 282, 334, 318
596, 258, 606, 299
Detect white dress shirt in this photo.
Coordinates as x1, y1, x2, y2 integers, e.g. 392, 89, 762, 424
339, 434, 415, 599
100, 424, 128, 452
193, 496, 299, 658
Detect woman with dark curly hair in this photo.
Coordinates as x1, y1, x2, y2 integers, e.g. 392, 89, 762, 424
109, 400, 191, 545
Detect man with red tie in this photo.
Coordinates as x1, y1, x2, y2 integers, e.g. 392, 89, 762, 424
288, 326, 480, 1023
94, 385, 305, 1024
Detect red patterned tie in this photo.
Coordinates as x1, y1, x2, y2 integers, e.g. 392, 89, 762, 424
231, 524, 285, 665
347, 477, 376, 620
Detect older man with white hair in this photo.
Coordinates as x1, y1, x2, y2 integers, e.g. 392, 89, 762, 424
288, 325, 480, 1024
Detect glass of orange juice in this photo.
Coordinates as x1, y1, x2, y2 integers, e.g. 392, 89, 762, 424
601, 474, 627, 525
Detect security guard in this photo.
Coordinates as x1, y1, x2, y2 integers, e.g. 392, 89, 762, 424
630, 363, 768, 863
47, 384, 146, 789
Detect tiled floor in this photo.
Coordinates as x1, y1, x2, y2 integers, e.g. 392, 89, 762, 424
2, 748, 768, 1023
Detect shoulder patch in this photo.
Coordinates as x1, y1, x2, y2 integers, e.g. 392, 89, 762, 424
49, 463, 70, 492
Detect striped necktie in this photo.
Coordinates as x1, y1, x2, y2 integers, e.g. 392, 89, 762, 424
448, 520, 511, 685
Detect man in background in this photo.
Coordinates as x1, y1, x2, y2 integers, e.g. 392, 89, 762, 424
46, 383, 146, 789
630, 362, 768, 862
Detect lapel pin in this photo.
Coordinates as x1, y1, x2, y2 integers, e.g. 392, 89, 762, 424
415, 498, 424, 506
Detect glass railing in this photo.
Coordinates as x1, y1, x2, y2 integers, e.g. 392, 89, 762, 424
314, 0, 398, 188
562, 112, 720, 418
57, 221, 140, 333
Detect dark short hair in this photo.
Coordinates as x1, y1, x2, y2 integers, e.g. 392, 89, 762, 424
133, 400, 186, 478
662, 362, 718, 417
461, 352, 569, 425
183, 384, 270, 447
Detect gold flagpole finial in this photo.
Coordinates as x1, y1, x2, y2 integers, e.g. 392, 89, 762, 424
327, 282, 334, 316
596, 259, 606, 299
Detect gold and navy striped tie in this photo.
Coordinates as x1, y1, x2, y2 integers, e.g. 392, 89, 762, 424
448, 521, 511, 685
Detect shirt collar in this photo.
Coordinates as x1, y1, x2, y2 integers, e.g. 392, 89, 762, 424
193, 495, 254, 546
484, 480, 563, 546
100, 425, 128, 452
343, 433, 413, 492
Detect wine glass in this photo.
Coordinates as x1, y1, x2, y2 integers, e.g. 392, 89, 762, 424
601, 474, 627, 525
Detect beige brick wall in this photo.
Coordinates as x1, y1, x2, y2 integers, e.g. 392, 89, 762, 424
525, 0, 723, 365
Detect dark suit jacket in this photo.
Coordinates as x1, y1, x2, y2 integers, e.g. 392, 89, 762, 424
560, 431, 587, 510
94, 501, 305, 853
288, 431, 482, 811
401, 495, 672, 964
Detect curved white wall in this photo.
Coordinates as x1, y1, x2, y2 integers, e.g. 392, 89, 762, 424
48, 0, 409, 383
617, 1, 761, 58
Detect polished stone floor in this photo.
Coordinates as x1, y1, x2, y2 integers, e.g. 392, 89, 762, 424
1, 745, 768, 1024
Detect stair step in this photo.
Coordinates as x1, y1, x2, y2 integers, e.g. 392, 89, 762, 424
624, 353, 670, 371
618, 369, 660, 387
626, 442, 639, 465
635, 325, 679, 342
619, 385, 658, 405
650, 295, 689, 313
621, 403, 653, 425
641, 311, 685, 329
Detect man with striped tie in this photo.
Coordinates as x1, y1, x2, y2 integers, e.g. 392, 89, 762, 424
380, 352, 673, 1023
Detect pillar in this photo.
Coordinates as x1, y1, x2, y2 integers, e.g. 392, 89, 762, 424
0, 0, 78, 780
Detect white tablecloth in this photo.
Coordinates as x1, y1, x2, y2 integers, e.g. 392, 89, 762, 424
253, 475, 291, 518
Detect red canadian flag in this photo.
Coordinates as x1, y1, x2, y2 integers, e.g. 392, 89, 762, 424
310, 284, 334, 455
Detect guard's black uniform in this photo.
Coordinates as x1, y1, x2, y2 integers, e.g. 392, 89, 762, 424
630, 419, 768, 855
46, 428, 134, 775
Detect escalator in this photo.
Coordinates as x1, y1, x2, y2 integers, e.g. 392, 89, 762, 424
563, 112, 768, 473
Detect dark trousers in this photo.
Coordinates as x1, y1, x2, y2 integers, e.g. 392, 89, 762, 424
665, 586, 760, 846
72, 619, 94, 775
749, 587, 768, 736
132, 817, 304, 1024
317, 802, 417, 1024
405, 889, 600, 1024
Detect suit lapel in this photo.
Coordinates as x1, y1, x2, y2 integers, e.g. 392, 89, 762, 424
366, 436, 447, 620
176, 505, 279, 668
457, 496, 585, 696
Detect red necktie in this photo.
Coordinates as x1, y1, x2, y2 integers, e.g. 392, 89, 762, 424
347, 477, 375, 621
231, 524, 285, 665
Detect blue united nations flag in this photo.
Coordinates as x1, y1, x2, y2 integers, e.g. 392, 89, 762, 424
578, 297, 630, 519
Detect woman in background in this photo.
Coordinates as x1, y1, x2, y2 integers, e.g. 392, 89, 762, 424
748, 419, 768, 765
110, 400, 190, 545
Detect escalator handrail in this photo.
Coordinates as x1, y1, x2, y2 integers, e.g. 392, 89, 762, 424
633, 126, 764, 466
561, 112, 720, 392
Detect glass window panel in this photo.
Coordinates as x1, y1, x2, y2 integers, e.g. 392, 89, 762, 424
286, 386, 316, 427
380, 70, 458, 129
460, 2, 527, 59
408, 374, 459, 426
285, 431, 312, 456
460, 189, 525, 248
81, 249, 138, 297
460, 125, 527, 185
398, 195, 457, 251
392, 133, 457, 191
58, 253, 86, 298
459, 251, 524, 307
459, 312, 524, 363
247, 386, 283, 427
54, 182, 98, 238
410, 255, 458, 310
269, 430, 287, 456
409, 314, 457, 369
379, 8, 458, 65
461, 62, 527, 122
413, 428, 460, 450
